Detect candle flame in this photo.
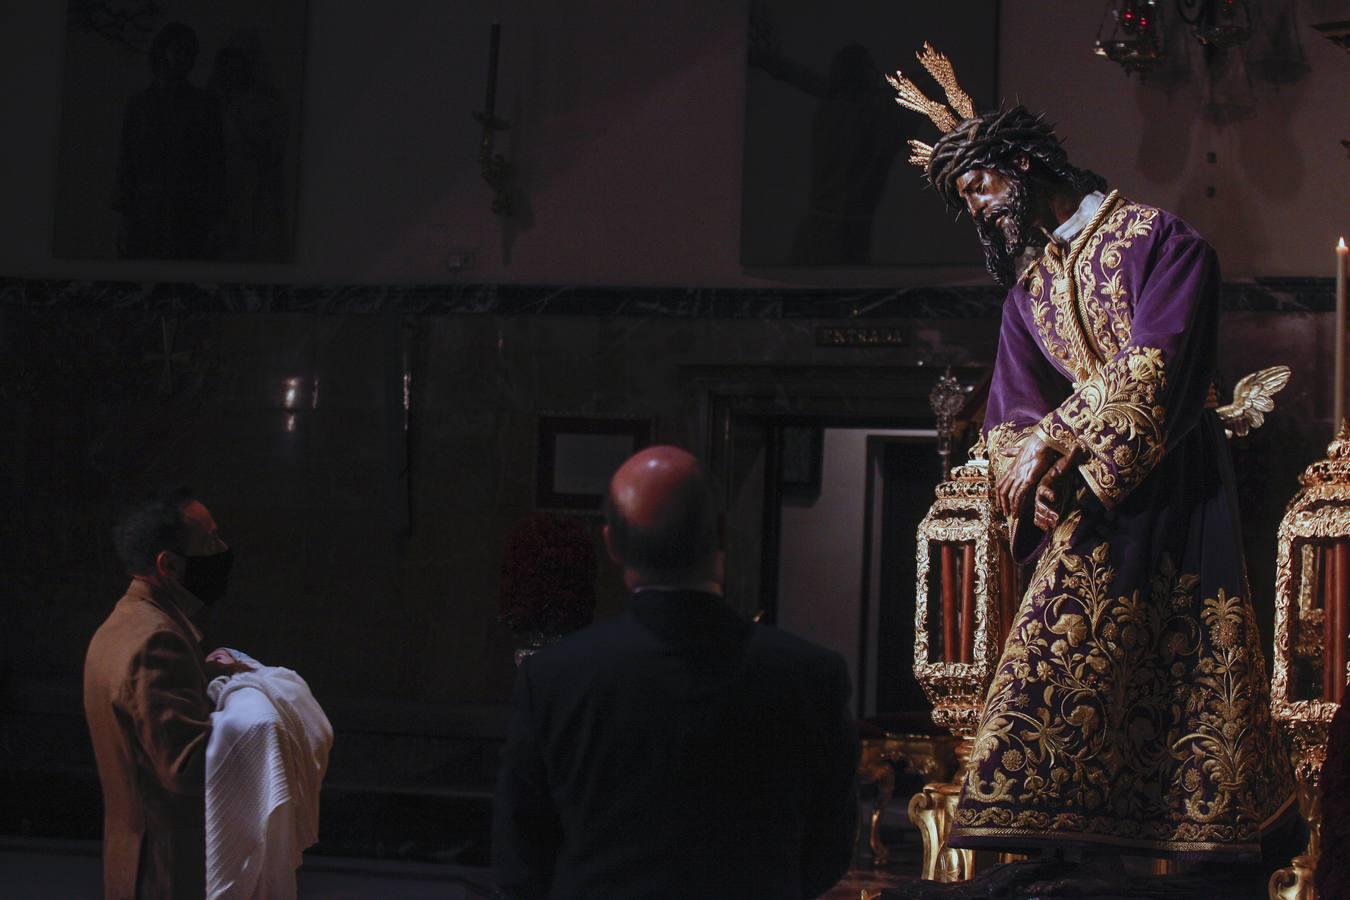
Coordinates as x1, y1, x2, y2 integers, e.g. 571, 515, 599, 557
1341, 237, 1348, 250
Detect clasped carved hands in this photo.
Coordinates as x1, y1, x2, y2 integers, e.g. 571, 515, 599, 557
995, 432, 1084, 532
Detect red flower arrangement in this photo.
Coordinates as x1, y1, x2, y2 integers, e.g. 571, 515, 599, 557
498, 512, 598, 636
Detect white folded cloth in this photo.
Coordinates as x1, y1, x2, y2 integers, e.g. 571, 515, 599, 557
206, 650, 333, 900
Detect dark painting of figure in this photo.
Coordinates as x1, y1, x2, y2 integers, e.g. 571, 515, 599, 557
113, 23, 226, 259
741, 0, 998, 268
54, 1, 306, 262
208, 38, 289, 261
785, 44, 903, 265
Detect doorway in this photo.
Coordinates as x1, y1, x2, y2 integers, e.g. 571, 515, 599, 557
768, 425, 942, 719
681, 363, 984, 718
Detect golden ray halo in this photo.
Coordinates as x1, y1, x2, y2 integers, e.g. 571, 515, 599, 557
888, 41, 976, 169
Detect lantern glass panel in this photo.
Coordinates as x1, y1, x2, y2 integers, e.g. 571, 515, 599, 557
926, 539, 977, 663
1290, 542, 1324, 702
1321, 538, 1350, 703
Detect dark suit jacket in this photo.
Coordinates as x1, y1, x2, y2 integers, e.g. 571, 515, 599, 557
492, 589, 858, 899
84, 579, 212, 900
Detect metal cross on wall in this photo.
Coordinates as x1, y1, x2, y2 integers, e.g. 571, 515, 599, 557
144, 316, 192, 396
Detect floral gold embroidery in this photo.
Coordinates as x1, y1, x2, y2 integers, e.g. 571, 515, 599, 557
1024, 192, 1120, 382
1042, 346, 1168, 508
1028, 273, 1077, 382
1075, 203, 1159, 361
953, 535, 1295, 850
1021, 195, 1160, 385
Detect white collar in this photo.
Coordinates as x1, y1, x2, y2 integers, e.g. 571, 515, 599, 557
1053, 190, 1106, 244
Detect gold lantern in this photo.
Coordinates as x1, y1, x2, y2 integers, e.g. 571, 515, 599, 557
1270, 422, 1350, 899
909, 442, 1021, 882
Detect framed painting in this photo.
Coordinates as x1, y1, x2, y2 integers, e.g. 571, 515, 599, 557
741, 0, 1000, 267
536, 416, 653, 513
53, 0, 308, 262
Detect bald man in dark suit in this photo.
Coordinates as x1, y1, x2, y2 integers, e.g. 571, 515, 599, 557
492, 446, 857, 899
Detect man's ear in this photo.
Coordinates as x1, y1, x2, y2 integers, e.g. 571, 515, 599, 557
1015, 154, 1031, 173
602, 525, 622, 567
155, 549, 182, 581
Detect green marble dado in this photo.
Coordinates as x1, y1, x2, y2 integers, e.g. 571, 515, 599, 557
0, 275, 1336, 318
0, 291, 1335, 778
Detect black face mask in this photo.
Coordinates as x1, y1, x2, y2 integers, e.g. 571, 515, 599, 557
181, 547, 234, 607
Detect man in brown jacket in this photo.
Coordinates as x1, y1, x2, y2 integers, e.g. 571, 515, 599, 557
84, 488, 240, 899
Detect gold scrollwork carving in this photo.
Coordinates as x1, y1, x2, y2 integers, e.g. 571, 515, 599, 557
908, 783, 974, 883
858, 733, 959, 866
1270, 422, 1350, 898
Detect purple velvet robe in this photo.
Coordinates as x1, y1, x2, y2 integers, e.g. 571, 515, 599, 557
949, 192, 1296, 859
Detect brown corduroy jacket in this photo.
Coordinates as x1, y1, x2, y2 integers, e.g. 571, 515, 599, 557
84, 578, 211, 899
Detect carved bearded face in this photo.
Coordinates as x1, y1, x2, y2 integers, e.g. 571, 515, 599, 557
954, 166, 1038, 288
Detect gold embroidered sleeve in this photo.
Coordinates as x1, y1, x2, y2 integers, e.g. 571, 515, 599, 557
1039, 346, 1167, 509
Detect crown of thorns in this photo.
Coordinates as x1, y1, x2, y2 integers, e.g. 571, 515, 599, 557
889, 44, 1067, 209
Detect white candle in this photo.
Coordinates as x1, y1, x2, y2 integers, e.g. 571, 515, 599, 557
1339, 237, 1348, 432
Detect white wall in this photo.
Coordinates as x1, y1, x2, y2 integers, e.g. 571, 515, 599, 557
777, 427, 920, 711
0, 1, 1346, 285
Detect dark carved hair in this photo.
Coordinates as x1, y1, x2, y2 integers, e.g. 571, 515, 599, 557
113, 487, 194, 575
604, 466, 719, 579
926, 105, 1108, 212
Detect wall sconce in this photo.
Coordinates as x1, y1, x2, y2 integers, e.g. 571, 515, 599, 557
474, 23, 513, 216
279, 375, 319, 433
1095, 0, 1165, 74
1180, 0, 1252, 48
1311, 19, 1350, 158
1097, 1, 1314, 125
1315, 19, 1350, 55
1097, 1, 1262, 77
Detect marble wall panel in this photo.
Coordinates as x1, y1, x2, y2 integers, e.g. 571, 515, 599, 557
1, 302, 1337, 731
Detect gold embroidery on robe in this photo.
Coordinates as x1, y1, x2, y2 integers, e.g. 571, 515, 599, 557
954, 519, 1295, 849
1028, 250, 1085, 383
1025, 191, 1121, 382
1042, 346, 1168, 509
1022, 194, 1159, 384
1076, 203, 1159, 361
